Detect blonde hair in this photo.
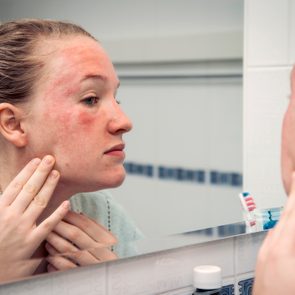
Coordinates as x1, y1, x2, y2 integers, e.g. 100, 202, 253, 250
0, 19, 96, 104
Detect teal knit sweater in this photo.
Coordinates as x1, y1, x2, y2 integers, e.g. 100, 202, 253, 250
70, 190, 144, 258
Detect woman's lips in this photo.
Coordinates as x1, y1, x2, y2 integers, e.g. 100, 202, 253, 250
104, 143, 125, 158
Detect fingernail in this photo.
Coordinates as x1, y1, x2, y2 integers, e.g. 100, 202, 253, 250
50, 170, 60, 179
44, 155, 54, 165
62, 200, 70, 209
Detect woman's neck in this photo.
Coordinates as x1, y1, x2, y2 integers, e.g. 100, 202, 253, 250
36, 181, 77, 223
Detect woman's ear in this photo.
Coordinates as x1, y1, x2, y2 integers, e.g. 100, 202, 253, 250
0, 103, 28, 147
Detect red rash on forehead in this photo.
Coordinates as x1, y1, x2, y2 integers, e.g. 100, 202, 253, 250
40, 38, 117, 104
57, 40, 115, 78
32, 36, 117, 141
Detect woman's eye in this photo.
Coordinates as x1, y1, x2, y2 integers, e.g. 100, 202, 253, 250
83, 96, 98, 106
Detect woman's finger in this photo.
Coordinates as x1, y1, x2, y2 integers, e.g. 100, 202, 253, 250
10, 155, 56, 213
46, 232, 78, 254
46, 255, 77, 271
32, 201, 70, 243
53, 220, 102, 250
89, 247, 117, 262
47, 263, 58, 273
45, 242, 59, 256
46, 239, 98, 266
63, 211, 117, 245
0, 158, 41, 207
23, 170, 60, 224
46, 239, 116, 266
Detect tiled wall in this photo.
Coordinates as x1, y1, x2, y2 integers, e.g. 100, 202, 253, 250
0, 231, 266, 295
0, 0, 289, 294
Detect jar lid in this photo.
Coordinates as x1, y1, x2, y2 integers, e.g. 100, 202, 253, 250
193, 265, 222, 290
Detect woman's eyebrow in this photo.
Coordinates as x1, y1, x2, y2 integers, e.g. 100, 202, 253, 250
81, 74, 120, 89
81, 74, 107, 82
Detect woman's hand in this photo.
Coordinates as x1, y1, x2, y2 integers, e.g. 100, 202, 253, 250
253, 172, 295, 295
45, 211, 117, 272
0, 156, 70, 281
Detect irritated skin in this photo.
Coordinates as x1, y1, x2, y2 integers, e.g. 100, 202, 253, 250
21, 36, 132, 217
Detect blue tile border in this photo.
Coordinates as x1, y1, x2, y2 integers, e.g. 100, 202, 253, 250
124, 162, 154, 177
124, 161, 242, 188
238, 278, 253, 295
221, 284, 235, 295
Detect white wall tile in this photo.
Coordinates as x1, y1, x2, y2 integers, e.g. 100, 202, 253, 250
0, 264, 106, 295
234, 231, 266, 274
289, 0, 295, 64
244, 68, 291, 208
107, 238, 234, 295
246, 0, 289, 66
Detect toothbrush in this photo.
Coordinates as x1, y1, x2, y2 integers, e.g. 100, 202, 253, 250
239, 192, 257, 227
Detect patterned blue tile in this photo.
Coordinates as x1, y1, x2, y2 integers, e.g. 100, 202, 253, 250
238, 278, 253, 295
144, 165, 154, 177
125, 161, 242, 187
176, 168, 185, 180
199, 227, 214, 236
210, 170, 219, 184
218, 223, 246, 237
221, 284, 235, 295
123, 162, 132, 173
158, 166, 165, 179
186, 169, 195, 181
220, 172, 229, 185
195, 170, 206, 183
136, 164, 144, 174
158, 166, 171, 179
230, 173, 243, 186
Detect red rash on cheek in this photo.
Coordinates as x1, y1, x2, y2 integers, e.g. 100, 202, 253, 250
77, 111, 96, 127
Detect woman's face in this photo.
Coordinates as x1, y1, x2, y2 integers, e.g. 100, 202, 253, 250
24, 35, 132, 192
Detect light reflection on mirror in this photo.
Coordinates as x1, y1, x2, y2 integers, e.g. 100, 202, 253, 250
0, 0, 245, 285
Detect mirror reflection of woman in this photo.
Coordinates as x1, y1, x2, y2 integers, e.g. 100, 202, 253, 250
0, 19, 136, 281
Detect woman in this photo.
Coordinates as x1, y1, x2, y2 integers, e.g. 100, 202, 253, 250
0, 19, 135, 281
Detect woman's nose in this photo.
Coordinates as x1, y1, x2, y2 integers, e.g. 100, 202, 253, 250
108, 103, 133, 135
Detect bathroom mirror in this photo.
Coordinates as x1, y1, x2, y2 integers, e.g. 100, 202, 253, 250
0, 0, 247, 285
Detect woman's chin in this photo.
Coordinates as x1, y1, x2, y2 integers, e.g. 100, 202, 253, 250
59, 170, 126, 194
106, 172, 126, 188
92, 171, 126, 190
